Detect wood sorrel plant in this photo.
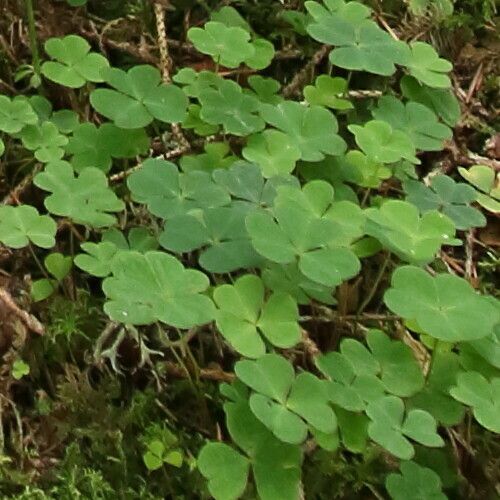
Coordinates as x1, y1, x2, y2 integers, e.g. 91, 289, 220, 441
0, 1, 498, 499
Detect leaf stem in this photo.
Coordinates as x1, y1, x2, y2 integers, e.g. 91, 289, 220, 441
356, 252, 391, 317
24, 0, 41, 76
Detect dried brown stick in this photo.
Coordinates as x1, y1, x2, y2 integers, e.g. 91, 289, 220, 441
0, 288, 44, 335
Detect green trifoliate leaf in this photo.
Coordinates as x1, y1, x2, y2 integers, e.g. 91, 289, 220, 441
400, 75, 460, 127
32, 279, 56, 302
242, 130, 301, 177
159, 205, 262, 273
366, 396, 443, 459
336, 408, 369, 452
306, 0, 408, 75
198, 443, 250, 500
246, 39, 275, 70
458, 164, 500, 213
247, 76, 283, 105
102, 251, 215, 327
0, 95, 38, 133
199, 79, 265, 136
348, 120, 418, 164
12, 359, 30, 380
128, 159, 230, 220
173, 68, 223, 98
402, 42, 452, 88
246, 181, 362, 287
260, 101, 346, 161
188, 22, 254, 68
213, 275, 300, 358
75, 228, 157, 277
262, 262, 335, 305
236, 354, 336, 443
409, 352, 465, 425
212, 396, 302, 500
34, 161, 124, 227
212, 162, 299, 207
468, 325, 500, 370
384, 265, 500, 342
211, 5, 250, 30
300, 151, 391, 192
41, 35, 109, 88
367, 329, 425, 396
0, 205, 56, 249
21, 122, 68, 162
404, 175, 486, 230
372, 96, 451, 151
90, 65, 188, 128
365, 200, 457, 264
181, 104, 219, 136
317, 330, 424, 409
386, 461, 447, 500
304, 75, 352, 110
179, 142, 236, 173
66, 122, 149, 172
0, 138, 4, 157
449, 371, 500, 433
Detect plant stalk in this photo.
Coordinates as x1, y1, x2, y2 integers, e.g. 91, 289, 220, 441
24, 0, 41, 76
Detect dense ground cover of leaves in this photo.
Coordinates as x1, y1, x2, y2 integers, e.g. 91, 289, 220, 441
0, 0, 498, 498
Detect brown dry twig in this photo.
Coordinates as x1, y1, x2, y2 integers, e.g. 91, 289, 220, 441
164, 361, 234, 383
0, 287, 44, 335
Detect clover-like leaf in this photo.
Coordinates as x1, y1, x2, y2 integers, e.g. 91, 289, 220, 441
262, 262, 335, 305
458, 164, 500, 213
404, 175, 486, 230
66, 122, 149, 172
160, 205, 262, 273
128, 159, 230, 219
242, 130, 301, 177
199, 79, 265, 136
102, 251, 215, 327
372, 96, 451, 151
400, 75, 460, 127
198, 443, 250, 500
386, 461, 447, 500
246, 39, 275, 70
304, 75, 352, 110
173, 68, 223, 98
247, 75, 283, 105
188, 22, 254, 68
403, 41, 452, 88
348, 120, 418, 164
21, 122, 68, 162
211, 5, 250, 31
181, 104, 219, 136
246, 181, 361, 287
180, 142, 236, 172
213, 275, 300, 358
212, 162, 299, 208
366, 396, 443, 459
306, 1, 408, 75
449, 371, 500, 433
0, 138, 4, 157
90, 65, 188, 128
0, 205, 56, 249
200, 394, 302, 500
365, 200, 457, 264
34, 160, 124, 227
0, 95, 38, 133
384, 265, 500, 342
236, 354, 336, 443
260, 101, 346, 161
41, 35, 109, 88
409, 352, 465, 425
75, 227, 157, 277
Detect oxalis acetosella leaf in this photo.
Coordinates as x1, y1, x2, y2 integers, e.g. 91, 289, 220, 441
102, 251, 215, 328
34, 160, 124, 227
90, 65, 188, 128
41, 35, 109, 88
384, 265, 500, 342
213, 274, 300, 358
